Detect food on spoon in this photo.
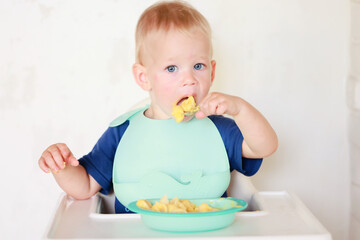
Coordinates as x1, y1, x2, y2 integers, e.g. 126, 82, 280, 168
172, 105, 185, 123
172, 96, 200, 122
136, 195, 219, 213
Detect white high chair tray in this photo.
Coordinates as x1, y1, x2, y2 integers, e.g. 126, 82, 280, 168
43, 191, 331, 240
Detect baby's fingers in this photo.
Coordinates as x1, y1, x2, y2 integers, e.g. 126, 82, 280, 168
213, 102, 227, 115
49, 145, 67, 170
38, 157, 50, 173
198, 99, 227, 117
67, 155, 79, 167
40, 150, 61, 173
195, 111, 207, 119
56, 143, 79, 167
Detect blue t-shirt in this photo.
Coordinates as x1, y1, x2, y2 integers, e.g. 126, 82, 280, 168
79, 115, 262, 213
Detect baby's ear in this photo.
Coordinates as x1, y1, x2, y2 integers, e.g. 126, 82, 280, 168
210, 60, 216, 85
132, 63, 151, 91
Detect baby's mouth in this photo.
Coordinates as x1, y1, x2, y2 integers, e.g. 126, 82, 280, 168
176, 95, 196, 106
176, 97, 189, 106
172, 96, 200, 122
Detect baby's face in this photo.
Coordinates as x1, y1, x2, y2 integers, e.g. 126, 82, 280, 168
141, 29, 215, 120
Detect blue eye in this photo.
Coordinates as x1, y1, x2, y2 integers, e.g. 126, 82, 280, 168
166, 65, 178, 72
194, 63, 204, 70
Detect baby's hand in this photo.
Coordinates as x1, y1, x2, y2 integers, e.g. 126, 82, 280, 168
195, 92, 242, 119
38, 143, 79, 173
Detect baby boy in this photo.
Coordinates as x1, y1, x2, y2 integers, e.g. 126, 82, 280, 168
38, 1, 278, 213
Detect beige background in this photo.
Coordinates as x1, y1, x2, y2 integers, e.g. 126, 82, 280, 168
0, 0, 352, 239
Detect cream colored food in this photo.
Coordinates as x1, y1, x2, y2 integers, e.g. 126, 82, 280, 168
172, 96, 200, 122
136, 195, 219, 213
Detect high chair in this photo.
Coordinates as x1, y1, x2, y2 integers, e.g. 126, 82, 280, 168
42, 99, 332, 239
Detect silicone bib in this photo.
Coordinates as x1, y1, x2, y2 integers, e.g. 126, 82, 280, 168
112, 107, 230, 207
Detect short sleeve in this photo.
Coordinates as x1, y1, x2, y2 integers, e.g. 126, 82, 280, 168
78, 121, 129, 194
208, 115, 263, 176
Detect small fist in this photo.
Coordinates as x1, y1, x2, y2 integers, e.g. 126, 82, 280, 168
196, 92, 241, 118
38, 143, 79, 173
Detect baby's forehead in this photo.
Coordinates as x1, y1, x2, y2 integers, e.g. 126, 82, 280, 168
144, 27, 211, 48
139, 27, 213, 65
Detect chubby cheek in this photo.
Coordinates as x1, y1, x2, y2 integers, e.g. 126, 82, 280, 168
152, 76, 177, 106
198, 78, 212, 102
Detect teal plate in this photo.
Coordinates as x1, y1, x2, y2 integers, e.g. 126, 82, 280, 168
128, 198, 247, 232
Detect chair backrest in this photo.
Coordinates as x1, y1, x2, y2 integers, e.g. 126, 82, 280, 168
227, 171, 257, 204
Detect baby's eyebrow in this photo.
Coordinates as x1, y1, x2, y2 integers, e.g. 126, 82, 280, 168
162, 56, 210, 65
195, 56, 210, 62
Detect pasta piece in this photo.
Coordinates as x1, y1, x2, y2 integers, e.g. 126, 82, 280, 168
151, 201, 168, 212
136, 195, 219, 213
136, 199, 152, 210
172, 96, 200, 122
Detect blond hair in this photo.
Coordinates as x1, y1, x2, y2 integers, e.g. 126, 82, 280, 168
135, 0, 212, 64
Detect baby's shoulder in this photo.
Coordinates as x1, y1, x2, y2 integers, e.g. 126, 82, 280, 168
109, 106, 147, 127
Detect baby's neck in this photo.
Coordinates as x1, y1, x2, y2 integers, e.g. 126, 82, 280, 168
144, 105, 170, 120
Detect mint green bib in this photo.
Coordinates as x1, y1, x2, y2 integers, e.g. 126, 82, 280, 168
111, 107, 230, 207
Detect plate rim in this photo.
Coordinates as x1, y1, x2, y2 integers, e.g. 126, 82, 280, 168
127, 197, 247, 217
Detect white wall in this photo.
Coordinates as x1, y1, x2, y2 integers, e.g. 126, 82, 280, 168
349, 0, 360, 239
0, 0, 350, 239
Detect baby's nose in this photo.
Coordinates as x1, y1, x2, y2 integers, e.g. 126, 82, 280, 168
182, 73, 196, 86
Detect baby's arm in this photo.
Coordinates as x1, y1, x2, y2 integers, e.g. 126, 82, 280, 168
38, 143, 101, 200
196, 92, 278, 158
